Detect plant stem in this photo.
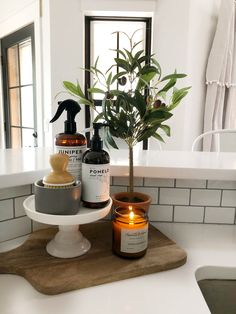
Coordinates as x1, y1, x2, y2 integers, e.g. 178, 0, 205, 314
128, 145, 134, 194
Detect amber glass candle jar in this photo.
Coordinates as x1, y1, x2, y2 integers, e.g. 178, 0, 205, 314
112, 206, 149, 258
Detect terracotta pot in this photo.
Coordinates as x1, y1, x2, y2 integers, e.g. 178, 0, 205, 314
112, 191, 151, 212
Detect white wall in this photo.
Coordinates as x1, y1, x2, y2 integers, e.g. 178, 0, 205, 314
150, 0, 221, 151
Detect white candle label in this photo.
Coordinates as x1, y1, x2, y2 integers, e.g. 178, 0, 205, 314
120, 225, 148, 253
55, 145, 86, 181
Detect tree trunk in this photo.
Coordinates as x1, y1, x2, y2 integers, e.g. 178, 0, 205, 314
128, 145, 134, 195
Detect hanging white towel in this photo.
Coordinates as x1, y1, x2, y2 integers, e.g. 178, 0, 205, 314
203, 0, 235, 151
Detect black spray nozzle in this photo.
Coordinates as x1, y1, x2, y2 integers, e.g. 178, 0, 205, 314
50, 99, 81, 134
91, 123, 104, 150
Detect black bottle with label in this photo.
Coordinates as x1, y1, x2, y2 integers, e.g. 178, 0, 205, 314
82, 123, 110, 209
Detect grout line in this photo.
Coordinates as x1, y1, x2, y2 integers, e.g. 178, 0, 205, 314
233, 208, 236, 225
189, 188, 191, 206
219, 189, 223, 206
0, 232, 31, 244
203, 206, 206, 223
13, 198, 16, 218
172, 205, 175, 222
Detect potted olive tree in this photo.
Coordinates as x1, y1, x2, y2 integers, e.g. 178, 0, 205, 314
63, 31, 190, 210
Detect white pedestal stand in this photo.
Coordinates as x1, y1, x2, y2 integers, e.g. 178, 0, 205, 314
23, 195, 112, 258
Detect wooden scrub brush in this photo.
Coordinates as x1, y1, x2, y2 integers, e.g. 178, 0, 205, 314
43, 153, 75, 188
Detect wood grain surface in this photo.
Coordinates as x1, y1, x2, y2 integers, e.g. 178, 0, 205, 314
0, 222, 187, 295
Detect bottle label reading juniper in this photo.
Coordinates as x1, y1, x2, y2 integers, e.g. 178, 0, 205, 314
120, 225, 148, 253
55, 145, 86, 181
82, 163, 110, 202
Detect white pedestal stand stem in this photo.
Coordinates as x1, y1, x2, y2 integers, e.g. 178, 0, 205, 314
46, 225, 91, 258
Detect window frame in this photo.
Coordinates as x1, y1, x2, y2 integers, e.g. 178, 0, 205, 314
1, 23, 37, 148
84, 16, 152, 149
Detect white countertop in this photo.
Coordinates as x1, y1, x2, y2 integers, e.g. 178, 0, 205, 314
1, 147, 236, 188
1, 222, 236, 314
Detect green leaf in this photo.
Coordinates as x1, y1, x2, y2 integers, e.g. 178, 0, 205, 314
78, 98, 93, 106
91, 66, 106, 79
105, 128, 119, 149
106, 72, 113, 86
133, 50, 144, 61
137, 55, 148, 65
110, 48, 127, 60
166, 86, 191, 111
137, 126, 159, 142
132, 40, 143, 51
111, 71, 127, 85
161, 73, 187, 81
93, 112, 104, 123
172, 87, 191, 104
94, 56, 99, 68
144, 109, 173, 123
136, 71, 157, 90
114, 58, 131, 72
87, 87, 105, 94
159, 124, 170, 136
152, 132, 165, 143
157, 91, 167, 100
134, 90, 147, 117
124, 48, 134, 63
158, 78, 177, 94
63, 81, 82, 97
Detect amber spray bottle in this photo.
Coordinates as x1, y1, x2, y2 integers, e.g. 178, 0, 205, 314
50, 99, 86, 181
82, 123, 110, 209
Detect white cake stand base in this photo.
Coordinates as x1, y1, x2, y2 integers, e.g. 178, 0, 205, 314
46, 225, 91, 258
23, 195, 112, 258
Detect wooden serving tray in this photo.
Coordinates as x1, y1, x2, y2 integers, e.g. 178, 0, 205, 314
0, 222, 187, 295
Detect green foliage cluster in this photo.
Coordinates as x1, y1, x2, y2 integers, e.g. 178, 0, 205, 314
63, 30, 190, 193
63, 31, 190, 150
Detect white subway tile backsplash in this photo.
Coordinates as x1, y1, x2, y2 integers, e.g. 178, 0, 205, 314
205, 207, 235, 224
0, 216, 31, 242
159, 188, 190, 205
110, 185, 127, 195
222, 190, 236, 207
2, 177, 236, 243
0, 185, 31, 200
113, 176, 143, 186
208, 180, 236, 190
133, 187, 158, 204
149, 205, 173, 222
0, 199, 14, 221
174, 206, 204, 223
14, 196, 29, 217
144, 178, 174, 187
32, 221, 51, 232
176, 179, 206, 188
191, 189, 221, 206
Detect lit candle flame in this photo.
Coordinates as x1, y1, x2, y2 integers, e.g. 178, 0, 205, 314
128, 205, 133, 211
129, 211, 134, 220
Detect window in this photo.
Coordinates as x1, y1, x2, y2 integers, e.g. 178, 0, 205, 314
84, 16, 152, 149
1, 24, 37, 148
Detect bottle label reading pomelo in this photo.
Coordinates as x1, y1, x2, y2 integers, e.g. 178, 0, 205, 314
55, 145, 86, 181
82, 163, 110, 203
